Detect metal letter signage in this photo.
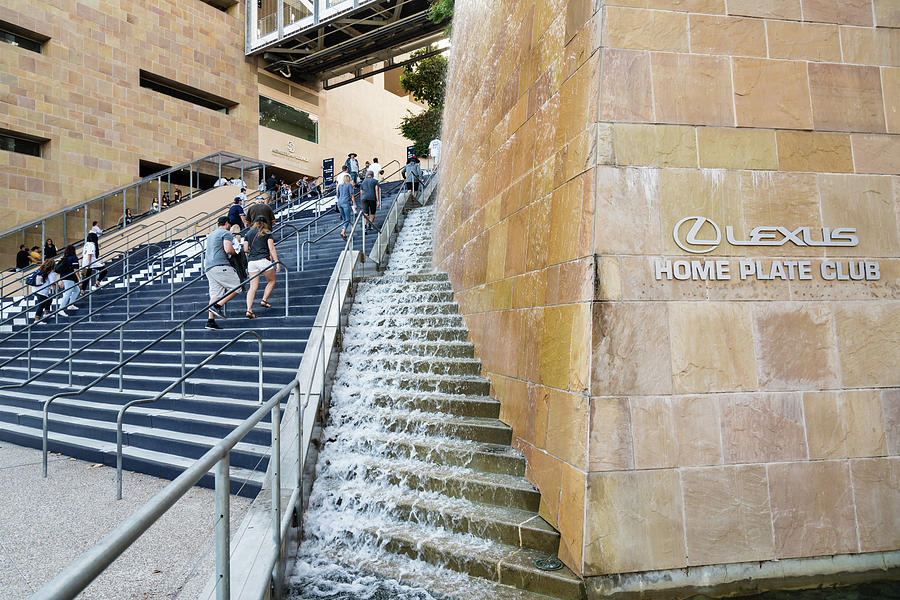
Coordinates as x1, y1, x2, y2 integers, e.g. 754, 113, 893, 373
673, 216, 859, 253
658, 216, 877, 283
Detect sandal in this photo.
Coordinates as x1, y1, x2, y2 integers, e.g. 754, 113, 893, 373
260, 300, 272, 309
245, 311, 257, 319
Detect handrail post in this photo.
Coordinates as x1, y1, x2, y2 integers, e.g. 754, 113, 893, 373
215, 455, 231, 600
271, 402, 282, 600
180, 324, 186, 397
27, 325, 32, 378
284, 267, 289, 318
118, 327, 124, 391
116, 413, 124, 500
68, 327, 73, 386
258, 335, 264, 405
295, 381, 302, 492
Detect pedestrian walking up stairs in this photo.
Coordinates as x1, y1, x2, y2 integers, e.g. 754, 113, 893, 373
289, 205, 585, 600
0, 189, 399, 498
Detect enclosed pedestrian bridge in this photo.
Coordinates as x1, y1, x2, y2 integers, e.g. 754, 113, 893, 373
249, 0, 445, 87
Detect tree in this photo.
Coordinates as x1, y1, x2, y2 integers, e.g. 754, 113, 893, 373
427, 0, 454, 35
399, 48, 448, 109
399, 107, 441, 158
398, 46, 448, 157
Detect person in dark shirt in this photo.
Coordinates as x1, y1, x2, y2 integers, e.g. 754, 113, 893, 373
44, 239, 58, 259
359, 171, 381, 232
54, 245, 81, 314
246, 197, 275, 229
227, 197, 248, 233
15, 245, 30, 270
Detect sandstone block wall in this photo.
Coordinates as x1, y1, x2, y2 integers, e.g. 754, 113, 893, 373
0, 0, 259, 230
436, 0, 899, 582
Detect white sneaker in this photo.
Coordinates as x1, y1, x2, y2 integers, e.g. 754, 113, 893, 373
58, 311, 68, 317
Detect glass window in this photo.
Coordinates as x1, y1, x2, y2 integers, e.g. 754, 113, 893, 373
0, 132, 43, 157
140, 70, 234, 113
259, 96, 318, 143
0, 27, 43, 53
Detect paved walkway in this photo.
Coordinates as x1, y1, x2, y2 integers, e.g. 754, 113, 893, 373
0, 442, 252, 599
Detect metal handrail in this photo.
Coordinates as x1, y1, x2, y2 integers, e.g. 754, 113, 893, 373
1, 191, 227, 301
0, 240, 172, 338
0, 152, 269, 289
29, 207, 372, 600
30, 379, 293, 600
0, 246, 211, 376
38, 260, 290, 476
115, 329, 264, 498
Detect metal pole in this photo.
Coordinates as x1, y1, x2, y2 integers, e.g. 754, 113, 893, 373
116, 421, 124, 500
118, 327, 124, 391
284, 267, 289, 317
27, 325, 32, 378
180, 324, 186, 397
68, 327, 73, 386
271, 403, 282, 600
295, 381, 303, 493
258, 334, 264, 405
215, 455, 231, 600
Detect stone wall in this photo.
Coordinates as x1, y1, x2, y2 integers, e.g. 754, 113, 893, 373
436, 0, 899, 585
0, 0, 259, 229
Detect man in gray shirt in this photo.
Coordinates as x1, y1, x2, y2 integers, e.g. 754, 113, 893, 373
204, 215, 241, 330
359, 171, 381, 232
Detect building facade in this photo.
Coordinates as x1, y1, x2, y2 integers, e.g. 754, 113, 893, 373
1, 0, 419, 259
436, 0, 899, 595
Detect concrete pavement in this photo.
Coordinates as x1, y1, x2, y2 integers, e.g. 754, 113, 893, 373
0, 442, 251, 599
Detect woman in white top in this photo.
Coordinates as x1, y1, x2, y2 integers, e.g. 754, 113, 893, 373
80, 232, 106, 291
32, 259, 59, 324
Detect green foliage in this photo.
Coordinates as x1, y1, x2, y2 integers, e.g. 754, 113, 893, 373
399, 48, 448, 109
398, 107, 442, 158
427, 0, 454, 34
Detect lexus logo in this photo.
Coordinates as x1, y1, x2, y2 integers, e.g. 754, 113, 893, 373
674, 216, 721, 254
672, 216, 859, 253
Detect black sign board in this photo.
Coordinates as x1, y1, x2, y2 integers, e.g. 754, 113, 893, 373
322, 158, 334, 186
407, 145, 416, 161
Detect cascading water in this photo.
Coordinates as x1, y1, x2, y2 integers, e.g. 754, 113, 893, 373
288, 206, 537, 600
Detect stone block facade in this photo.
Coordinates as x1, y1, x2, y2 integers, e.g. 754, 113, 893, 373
0, 0, 259, 229
435, 0, 900, 587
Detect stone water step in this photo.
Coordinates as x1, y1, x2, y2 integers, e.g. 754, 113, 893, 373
347, 453, 540, 511
340, 339, 476, 359
365, 521, 583, 599
349, 301, 459, 316
371, 390, 500, 418
380, 412, 512, 446
344, 326, 470, 343
293, 549, 563, 600
347, 313, 464, 329
337, 354, 482, 378
361, 429, 524, 476
361, 370, 491, 396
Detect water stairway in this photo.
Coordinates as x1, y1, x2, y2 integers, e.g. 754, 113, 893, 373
0, 187, 400, 497
290, 205, 585, 599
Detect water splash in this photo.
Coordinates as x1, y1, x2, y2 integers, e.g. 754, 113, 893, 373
289, 205, 504, 600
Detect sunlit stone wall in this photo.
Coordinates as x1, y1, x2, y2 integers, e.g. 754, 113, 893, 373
436, 0, 900, 584
1, 0, 259, 227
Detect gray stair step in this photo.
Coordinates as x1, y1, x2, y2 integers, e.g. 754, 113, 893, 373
366, 521, 582, 599
371, 391, 500, 418
348, 453, 540, 511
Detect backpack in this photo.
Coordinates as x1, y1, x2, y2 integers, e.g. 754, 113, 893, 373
24, 271, 39, 287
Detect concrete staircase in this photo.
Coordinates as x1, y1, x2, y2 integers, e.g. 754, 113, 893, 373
290, 205, 585, 600
0, 187, 401, 497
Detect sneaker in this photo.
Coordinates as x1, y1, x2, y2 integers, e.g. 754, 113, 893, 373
58, 311, 68, 317
209, 302, 227, 319
205, 319, 222, 330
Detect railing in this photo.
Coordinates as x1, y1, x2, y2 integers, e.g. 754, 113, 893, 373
29, 206, 372, 600
0, 243, 209, 376
1, 151, 270, 295
35, 259, 290, 476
